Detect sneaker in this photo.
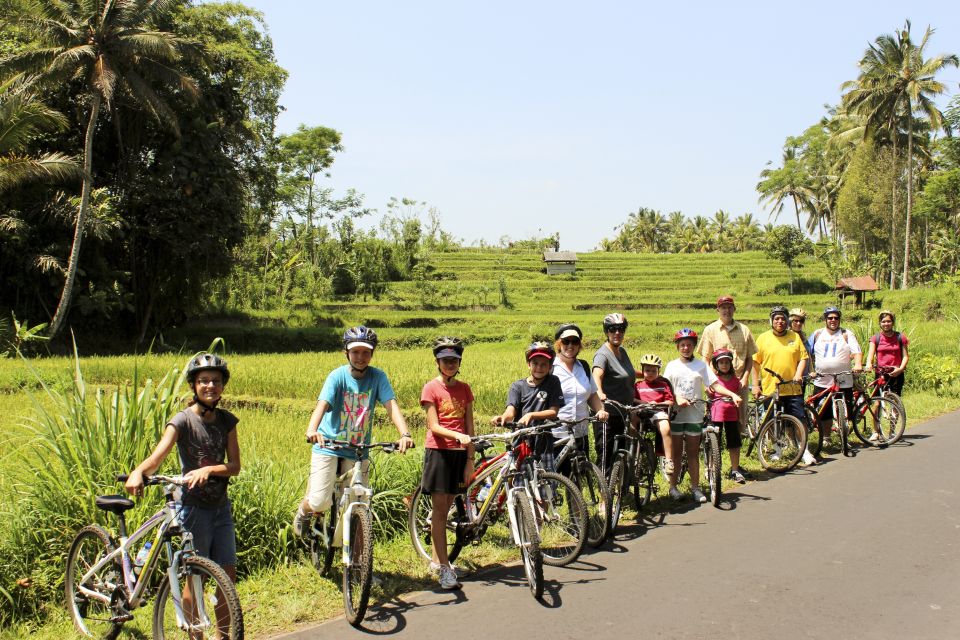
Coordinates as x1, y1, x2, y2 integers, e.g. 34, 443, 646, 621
429, 561, 465, 578
438, 565, 461, 590
691, 488, 707, 503
293, 508, 311, 538
801, 450, 818, 466
728, 469, 746, 484
668, 487, 683, 500
868, 432, 881, 443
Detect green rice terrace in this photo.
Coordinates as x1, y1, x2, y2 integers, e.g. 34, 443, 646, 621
2, 250, 959, 638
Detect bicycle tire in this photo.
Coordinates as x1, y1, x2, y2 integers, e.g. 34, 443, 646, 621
804, 405, 823, 457
853, 396, 904, 447
882, 392, 907, 443
153, 554, 244, 640
515, 496, 543, 599
531, 470, 587, 566
703, 430, 722, 507
343, 508, 374, 627
835, 397, 850, 456
308, 509, 337, 577
608, 455, 630, 529
65, 524, 122, 640
634, 438, 656, 510
571, 458, 611, 547
407, 485, 465, 564
757, 414, 806, 472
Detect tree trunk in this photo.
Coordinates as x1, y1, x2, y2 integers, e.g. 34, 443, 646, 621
889, 135, 898, 290
48, 94, 101, 338
792, 195, 802, 232
902, 115, 913, 289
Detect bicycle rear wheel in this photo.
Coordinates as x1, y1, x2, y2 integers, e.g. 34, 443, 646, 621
65, 524, 122, 640
703, 430, 722, 507
531, 470, 587, 567
308, 509, 337, 577
515, 496, 543, 599
853, 396, 904, 447
343, 508, 374, 627
608, 455, 630, 530
757, 415, 806, 472
804, 405, 823, 457
634, 438, 656, 509
570, 458, 610, 547
153, 554, 244, 639
407, 486, 465, 564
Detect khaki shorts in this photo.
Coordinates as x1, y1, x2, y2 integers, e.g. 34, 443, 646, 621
305, 452, 369, 513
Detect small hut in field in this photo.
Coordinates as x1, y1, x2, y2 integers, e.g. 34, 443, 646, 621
543, 251, 577, 275
835, 275, 880, 308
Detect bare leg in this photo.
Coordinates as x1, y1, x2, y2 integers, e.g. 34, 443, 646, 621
659, 420, 675, 487
430, 493, 454, 566
686, 434, 701, 491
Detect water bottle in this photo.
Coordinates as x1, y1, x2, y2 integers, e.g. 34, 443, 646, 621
133, 542, 152, 576
476, 477, 493, 504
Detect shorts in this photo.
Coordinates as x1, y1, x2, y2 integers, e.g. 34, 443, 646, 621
715, 420, 742, 449
670, 422, 705, 436
420, 448, 467, 495
306, 453, 369, 513
179, 501, 237, 567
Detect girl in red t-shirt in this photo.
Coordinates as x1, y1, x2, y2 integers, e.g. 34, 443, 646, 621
419, 337, 474, 590
709, 349, 749, 483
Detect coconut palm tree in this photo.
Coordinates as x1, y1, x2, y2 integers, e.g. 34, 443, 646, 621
841, 21, 958, 288
0, 84, 78, 192
757, 146, 817, 233
0, 0, 199, 337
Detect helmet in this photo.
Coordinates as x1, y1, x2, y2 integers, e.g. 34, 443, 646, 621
186, 353, 230, 385
343, 326, 378, 350
716, 295, 735, 308
602, 313, 628, 331
432, 336, 464, 359
554, 323, 583, 341
823, 306, 842, 320
525, 340, 556, 361
878, 309, 896, 323
711, 348, 734, 366
673, 328, 698, 344
788, 307, 807, 320
769, 305, 789, 326
639, 353, 662, 368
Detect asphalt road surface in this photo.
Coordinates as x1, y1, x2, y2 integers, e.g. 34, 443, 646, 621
278, 410, 959, 640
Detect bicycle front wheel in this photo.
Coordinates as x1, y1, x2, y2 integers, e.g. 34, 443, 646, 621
703, 430, 722, 507
757, 415, 806, 472
153, 554, 244, 640
883, 392, 907, 443
343, 508, 374, 627
515, 496, 543, 598
65, 524, 122, 640
531, 470, 587, 567
836, 398, 850, 456
407, 485, 464, 564
571, 458, 611, 547
608, 455, 630, 530
634, 438, 656, 510
854, 396, 905, 447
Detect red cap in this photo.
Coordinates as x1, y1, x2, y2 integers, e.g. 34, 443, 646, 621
526, 350, 554, 362
716, 295, 735, 308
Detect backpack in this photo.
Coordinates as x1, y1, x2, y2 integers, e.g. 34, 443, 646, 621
871, 332, 904, 354
578, 358, 591, 379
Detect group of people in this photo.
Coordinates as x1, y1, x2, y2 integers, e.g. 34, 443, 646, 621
120, 298, 910, 597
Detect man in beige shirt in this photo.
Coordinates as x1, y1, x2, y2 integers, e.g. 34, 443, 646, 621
698, 295, 757, 480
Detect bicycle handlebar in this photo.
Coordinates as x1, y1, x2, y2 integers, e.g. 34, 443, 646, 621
603, 398, 669, 414
303, 439, 414, 453
117, 473, 187, 486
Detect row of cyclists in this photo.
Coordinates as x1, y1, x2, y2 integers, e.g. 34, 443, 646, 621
120, 299, 910, 599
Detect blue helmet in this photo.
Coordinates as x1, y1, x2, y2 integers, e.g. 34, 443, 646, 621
823, 306, 842, 319
343, 326, 378, 350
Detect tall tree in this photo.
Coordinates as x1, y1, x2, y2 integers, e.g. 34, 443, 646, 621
0, 84, 78, 192
0, 0, 199, 338
757, 145, 817, 233
841, 21, 958, 288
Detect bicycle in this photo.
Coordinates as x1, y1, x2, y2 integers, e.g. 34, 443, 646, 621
804, 370, 855, 457
65, 474, 243, 640
603, 400, 660, 527
850, 367, 907, 446
551, 419, 611, 546
655, 398, 723, 507
407, 424, 547, 598
745, 376, 808, 472
303, 439, 405, 627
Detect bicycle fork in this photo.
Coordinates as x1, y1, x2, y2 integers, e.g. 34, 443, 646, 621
166, 544, 214, 633
338, 484, 373, 567
505, 487, 532, 549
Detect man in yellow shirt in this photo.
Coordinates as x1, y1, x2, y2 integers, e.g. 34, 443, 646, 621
751, 305, 814, 465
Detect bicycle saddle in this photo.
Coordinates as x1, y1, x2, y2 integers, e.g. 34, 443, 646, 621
95, 495, 135, 514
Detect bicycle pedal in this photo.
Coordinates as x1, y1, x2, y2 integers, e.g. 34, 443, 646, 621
111, 609, 134, 623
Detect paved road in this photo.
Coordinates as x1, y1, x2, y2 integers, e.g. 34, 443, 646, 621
278, 411, 960, 639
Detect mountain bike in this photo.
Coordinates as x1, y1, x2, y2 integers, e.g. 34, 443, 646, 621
603, 400, 659, 527
303, 440, 405, 627
804, 370, 855, 457
551, 419, 611, 546
407, 424, 547, 598
745, 375, 808, 471
850, 367, 907, 446
65, 474, 243, 640
654, 398, 723, 507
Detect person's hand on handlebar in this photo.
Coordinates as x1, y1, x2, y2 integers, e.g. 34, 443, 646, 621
124, 469, 145, 497
517, 413, 534, 426
397, 434, 415, 453
676, 397, 690, 407
595, 409, 609, 421
752, 383, 762, 399
306, 429, 326, 447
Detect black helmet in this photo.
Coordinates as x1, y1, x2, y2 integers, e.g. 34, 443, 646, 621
525, 340, 556, 361
186, 353, 230, 385
602, 313, 628, 331
554, 323, 583, 341
769, 305, 789, 326
343, 326, 378, 350
432, 336, 464, 358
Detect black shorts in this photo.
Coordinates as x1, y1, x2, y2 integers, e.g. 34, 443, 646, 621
715, 420, 742, 449
420, 448, 467, 495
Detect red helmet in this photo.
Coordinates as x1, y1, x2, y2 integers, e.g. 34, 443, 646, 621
673, 328, 698, 344
711, 348, 734, 366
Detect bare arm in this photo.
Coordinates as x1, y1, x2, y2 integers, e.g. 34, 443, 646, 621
518, 405, 559, 426
183, 427, 242, 489
492, 405, 517, 426
592, 366, 606, 401
305, 399, 330, 445
424, 402, 471, 446
865, 341, 876, 370
384, 398, 414, 452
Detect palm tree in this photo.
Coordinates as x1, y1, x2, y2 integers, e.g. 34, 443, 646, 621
730, 214, 761, 252
711, 210, 731, 250
841, 21, 958, 288
757, 146, 817, 233
0, 0, 199, 337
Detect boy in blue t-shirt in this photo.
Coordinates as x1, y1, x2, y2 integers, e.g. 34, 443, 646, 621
293, 326, 414, 536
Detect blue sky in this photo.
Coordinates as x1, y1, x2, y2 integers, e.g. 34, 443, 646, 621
237, 1, 960, 250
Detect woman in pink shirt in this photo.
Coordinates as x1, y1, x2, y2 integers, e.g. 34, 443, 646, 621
865, 310, 909, 396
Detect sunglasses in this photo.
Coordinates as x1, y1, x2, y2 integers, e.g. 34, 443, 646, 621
607, 325, 626, 333
791, 318, 805, 325
825, 316, 840, 321
561, 337, 581, 346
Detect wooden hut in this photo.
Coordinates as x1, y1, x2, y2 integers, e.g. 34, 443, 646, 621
835, 275, 880, 308
543, 251, 577, 275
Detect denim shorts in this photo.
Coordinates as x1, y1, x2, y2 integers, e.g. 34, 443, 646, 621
179, 501, 237, 567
